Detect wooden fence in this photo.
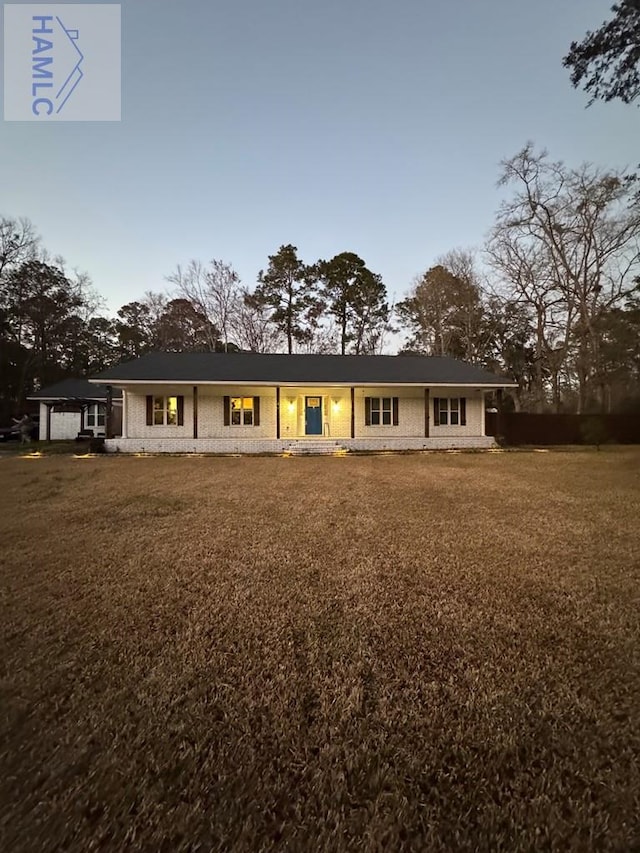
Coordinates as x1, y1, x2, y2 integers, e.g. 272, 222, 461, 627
484, 412, 640, 445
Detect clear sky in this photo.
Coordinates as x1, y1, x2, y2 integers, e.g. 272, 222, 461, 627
1, 0, 639, 316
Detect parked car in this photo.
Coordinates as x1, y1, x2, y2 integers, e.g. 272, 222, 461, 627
0, 416, 39, 442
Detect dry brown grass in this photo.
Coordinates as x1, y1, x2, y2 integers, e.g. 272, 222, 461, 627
1, 449, 639, 852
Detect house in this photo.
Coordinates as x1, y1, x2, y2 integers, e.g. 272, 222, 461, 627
28, 378, 123, 441
90, 352, 516, 453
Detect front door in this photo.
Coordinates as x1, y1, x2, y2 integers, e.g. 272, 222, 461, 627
305, 396, 322, 435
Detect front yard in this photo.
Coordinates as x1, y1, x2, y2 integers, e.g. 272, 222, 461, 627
1, 450, 639, 851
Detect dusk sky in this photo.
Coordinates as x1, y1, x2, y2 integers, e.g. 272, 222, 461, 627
2, 0, 639, 318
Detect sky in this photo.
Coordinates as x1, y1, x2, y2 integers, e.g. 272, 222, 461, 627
1, 0, 639, 320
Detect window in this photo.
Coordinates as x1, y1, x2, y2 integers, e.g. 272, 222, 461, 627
146, 395, 184, 426
365, 397, 399, 426
372, 397, 391, 425
86, 404, 105, 428
154, 396, 178, 426
231, 397, 254, 426
223, 396, 260, 427
434, 397, 466, 426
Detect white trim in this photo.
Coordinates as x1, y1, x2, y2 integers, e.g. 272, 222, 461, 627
27, 396, 123, 403
122, 389, 128, 439
88, 379, 517, 388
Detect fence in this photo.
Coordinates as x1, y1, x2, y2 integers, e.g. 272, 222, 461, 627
484, 412, 640, 445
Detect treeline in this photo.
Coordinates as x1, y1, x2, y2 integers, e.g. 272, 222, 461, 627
1, 144, 639, 420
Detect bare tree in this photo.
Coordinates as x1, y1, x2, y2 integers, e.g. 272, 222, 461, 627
486, 144, 640, 412
234, 288, 284, 353
435, 248, 491, 363
0, 217, 39, 282
168, 259, 241, 352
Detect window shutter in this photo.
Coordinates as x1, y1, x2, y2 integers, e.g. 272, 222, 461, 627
177, 395, 184, 426
364, 397, 371, 426
460, 397, 466, 426
146, 395, 153, 426
253, 396, 260, 426
223, 396, 230, 426
433, 397, 440, 427
392, 397, 399, 426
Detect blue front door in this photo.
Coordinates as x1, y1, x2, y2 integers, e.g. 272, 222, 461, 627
305, 396, 322, 435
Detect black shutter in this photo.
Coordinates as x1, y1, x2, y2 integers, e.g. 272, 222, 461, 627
365, 397, 371, 426
146, 395, 153, 426
433, 397, 440, 426
177, 396, 184, 426
460, 397, 466, 426
223, 396, 230, 426
253, 396, 260, 426
392, 397, 399, 426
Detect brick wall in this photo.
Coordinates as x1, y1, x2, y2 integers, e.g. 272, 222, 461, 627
122, 387, 487, 446
106, 435, 496, 454
430, 391, 485, 438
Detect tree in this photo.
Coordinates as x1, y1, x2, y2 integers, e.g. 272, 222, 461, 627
434, 249, 489, 363
481, 296, 538, 411
315, 252, 389, 354
594, 297, 640, 410
486, 144, 640, 412
396, 263, 484, 359
233, 288, 284, 353
254, 244, 317, 354
563, 1, 640, 105
115, 301, 156, 360
0, 217, 39, 281
154, 298, 219, 352
2, 260, 85, 399
167, 259, 242, 352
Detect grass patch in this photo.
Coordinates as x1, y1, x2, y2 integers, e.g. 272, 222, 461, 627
1, 450, 639, 851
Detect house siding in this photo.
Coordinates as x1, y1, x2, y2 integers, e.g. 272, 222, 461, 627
117, 385, 488, 451
126, 391, 194, 439
198, 387, 277, 439
431, 390, 485, 438
38, 404, 81, 440
354, 388, 424, 438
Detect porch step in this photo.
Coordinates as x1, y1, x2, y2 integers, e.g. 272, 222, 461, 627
285, 440, 346, 456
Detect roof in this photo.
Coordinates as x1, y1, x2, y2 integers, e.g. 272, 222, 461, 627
28, 377, 123, 400
91, 352, 516, 387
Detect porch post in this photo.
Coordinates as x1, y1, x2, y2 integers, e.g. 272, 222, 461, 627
424, 388, 430, 437
105, 385, 113, 439
193, 385, 198, 439
496, 388, 503, 440
276, 387, 281, 439
350, 387, 355, 439
46, 403, 52, 442
122, 390, 128, 438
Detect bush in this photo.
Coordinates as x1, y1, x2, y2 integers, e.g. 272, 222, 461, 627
580, 416, 609, 449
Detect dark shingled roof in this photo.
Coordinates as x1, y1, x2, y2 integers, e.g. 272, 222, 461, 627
92, 352, 515, 387
28, 378, 123, 400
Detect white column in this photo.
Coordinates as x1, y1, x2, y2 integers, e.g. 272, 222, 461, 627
122, 389, 128, 438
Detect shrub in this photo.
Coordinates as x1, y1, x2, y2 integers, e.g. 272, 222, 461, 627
580, 416, 609, 449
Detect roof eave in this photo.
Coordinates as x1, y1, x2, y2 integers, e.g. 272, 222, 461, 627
89, 378, 518, 388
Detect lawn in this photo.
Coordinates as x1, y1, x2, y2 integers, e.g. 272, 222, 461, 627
1, 449, 639, 852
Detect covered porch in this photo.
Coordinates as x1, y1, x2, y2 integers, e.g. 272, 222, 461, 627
277, 387, 354, 440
